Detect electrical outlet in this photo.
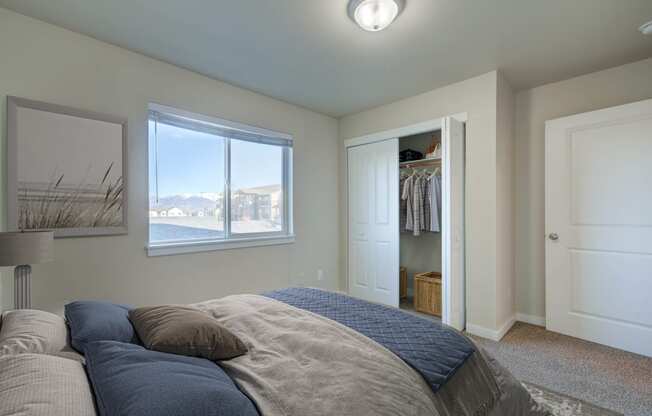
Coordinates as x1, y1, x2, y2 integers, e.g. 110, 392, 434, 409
317, 269, 324, 281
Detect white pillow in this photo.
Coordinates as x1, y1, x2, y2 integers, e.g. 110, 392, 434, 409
0, 309, 81, 361
0, 354, 96, 416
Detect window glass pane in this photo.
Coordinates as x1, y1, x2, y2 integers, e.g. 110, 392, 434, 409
230, 139, 283, 234
148, 120, 225, 243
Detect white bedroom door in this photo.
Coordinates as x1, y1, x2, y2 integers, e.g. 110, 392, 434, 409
348, 138, 399, 307
546, 98, 652, 357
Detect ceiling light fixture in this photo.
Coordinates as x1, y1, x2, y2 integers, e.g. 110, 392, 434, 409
348, 0, 405, 32
640, 20, 652, 35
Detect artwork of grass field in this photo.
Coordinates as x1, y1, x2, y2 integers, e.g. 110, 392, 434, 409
18, 163, 123, 230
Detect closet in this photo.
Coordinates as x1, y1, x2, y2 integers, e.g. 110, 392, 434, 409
399, 131, 443, 318
346, 116, 466, 330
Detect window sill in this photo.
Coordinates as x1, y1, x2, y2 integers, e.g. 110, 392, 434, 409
146, 235, 295, 257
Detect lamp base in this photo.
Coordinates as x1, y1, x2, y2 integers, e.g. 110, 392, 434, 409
14, 264, 31, 309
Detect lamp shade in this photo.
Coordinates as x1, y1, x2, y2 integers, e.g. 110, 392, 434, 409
0, 231, 54, 266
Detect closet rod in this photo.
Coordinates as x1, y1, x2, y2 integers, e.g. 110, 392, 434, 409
399, 158, 441, 169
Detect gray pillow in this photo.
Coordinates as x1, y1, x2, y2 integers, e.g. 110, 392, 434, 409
0, 354, 95, 416
129, 305, 247, 360
0, 310, 81, 362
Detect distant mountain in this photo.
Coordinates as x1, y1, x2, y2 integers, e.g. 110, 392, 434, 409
150, 195, 218, 211
150, 185, 280, 212
180, 192, 222, 201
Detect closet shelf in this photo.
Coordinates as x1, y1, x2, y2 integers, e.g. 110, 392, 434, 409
399, 157, 442, 168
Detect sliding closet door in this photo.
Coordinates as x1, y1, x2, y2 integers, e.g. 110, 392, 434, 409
442, 117, 466, 331
348, 139, 399, 307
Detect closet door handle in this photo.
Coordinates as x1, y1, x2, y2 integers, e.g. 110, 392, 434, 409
548, 233, 559, 241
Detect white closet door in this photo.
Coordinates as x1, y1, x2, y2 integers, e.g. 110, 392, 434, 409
348, 139, 399, 307
546, 98, 652, 357
442, 117, 466, 330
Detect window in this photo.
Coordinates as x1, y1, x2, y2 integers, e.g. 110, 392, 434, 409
147, 104, 293, 255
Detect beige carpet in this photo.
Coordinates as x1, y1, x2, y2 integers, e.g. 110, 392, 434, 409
524, 382, 622, 416
470, 323, 652, 416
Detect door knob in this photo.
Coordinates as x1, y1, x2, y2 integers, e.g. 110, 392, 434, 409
548, 233, 559, 241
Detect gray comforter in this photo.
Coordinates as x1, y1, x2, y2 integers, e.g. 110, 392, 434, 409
194, 295, 548, 416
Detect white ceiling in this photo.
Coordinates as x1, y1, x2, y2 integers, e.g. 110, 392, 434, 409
2, 0, 651, 117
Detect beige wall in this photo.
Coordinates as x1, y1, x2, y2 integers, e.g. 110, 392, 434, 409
340, 71, 515, 333
0, 9, 340, 314
495, 72, 516, 327
4, 6, 648, 331
514, 57, 652, 320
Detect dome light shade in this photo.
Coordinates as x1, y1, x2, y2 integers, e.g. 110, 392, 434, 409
640, 20, 652, 35
348, 0, 405, 32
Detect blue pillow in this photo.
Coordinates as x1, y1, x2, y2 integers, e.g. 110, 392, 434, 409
65, 301, 138, 353
84, 341, 259, 416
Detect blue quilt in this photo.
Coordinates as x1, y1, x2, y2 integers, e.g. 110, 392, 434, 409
264, 287, 475, 393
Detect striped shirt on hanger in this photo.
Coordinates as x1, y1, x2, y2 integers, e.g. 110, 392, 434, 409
400, 176, 408, 232
412, 175, 424, 236
401, 175, 415, 232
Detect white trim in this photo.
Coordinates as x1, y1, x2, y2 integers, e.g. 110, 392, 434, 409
343, 112, 469, 328
223, 138, 232, 238
465, 324, 497, 341
440, 117, 466, 331
345, 119, 441, 148
441, 118, 452, 327
466, 316, 516, 341
516, 312, 546, 327
146, 235, 295, 257
149, 102, 292, 141
147, 103, 294, 250
449, 112, 468, 123
343, 113, 468, 148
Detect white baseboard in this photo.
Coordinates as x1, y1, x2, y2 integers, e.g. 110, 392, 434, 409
466, 316, 516, 342
515, 313, 546, 327
467, 313, 546, 341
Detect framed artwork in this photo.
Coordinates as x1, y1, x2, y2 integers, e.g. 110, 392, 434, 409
7, 96, 128, 237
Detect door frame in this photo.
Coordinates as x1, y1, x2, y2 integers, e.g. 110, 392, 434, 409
343, 112, 468, 330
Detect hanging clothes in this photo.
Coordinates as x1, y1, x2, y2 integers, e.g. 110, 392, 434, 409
429, 174, 442, 233
412, 175, 425, 236
401, 174, 415, 232
401, 168, 442, 235
399, 175, 408, 232
421, 175, 431, 233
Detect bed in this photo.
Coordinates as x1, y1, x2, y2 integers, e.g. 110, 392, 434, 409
0, 287, 549, 416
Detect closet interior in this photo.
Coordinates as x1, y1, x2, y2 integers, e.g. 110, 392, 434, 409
399, 129, 443, 320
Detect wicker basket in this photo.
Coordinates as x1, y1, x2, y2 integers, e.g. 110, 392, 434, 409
414, 272, 442, 316
400, 267, 408, 299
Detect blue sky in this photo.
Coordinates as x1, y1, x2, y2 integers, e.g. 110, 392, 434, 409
148, 121, 282, 197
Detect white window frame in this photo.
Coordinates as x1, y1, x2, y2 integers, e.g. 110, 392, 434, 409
146, 103, 294, 256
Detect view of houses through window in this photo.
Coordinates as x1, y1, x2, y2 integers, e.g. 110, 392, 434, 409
230, 138, 283, 234
148, 111, 289, 245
